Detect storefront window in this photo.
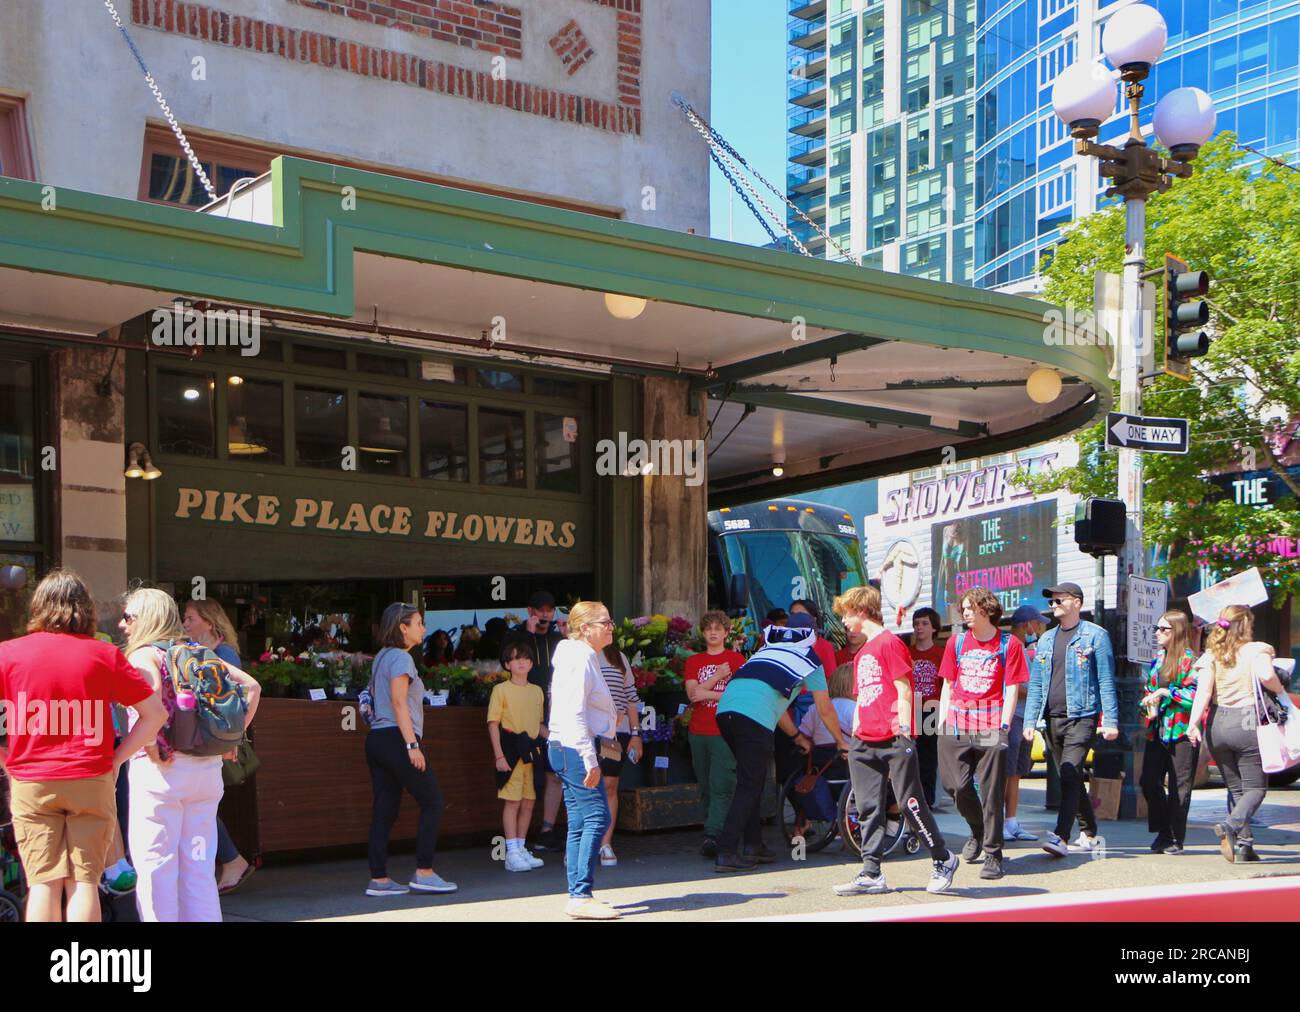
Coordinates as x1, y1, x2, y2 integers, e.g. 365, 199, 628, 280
295, 385, 347, 469
535, 413, 579, 494
226, 377, 284, 464
0, 360, 36, 547
477, 368, 524, 393
358, 393, 409, 476
479, 409, 526, 486
532, 376, 582, 400
419, 400, 468, 481
294, 344, 348, 370
357, 352, 410, 378
157, 370, 215, 457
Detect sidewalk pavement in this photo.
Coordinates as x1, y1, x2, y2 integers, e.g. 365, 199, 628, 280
218, 782, 1300, 922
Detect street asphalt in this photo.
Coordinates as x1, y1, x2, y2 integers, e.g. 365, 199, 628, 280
217, 779, 1300, 922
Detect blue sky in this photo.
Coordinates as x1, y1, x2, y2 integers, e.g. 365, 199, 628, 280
708, 0, 788, 247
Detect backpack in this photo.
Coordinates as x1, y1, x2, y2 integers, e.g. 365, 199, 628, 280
955, 630, 1010, 669
152, 640, 248, 757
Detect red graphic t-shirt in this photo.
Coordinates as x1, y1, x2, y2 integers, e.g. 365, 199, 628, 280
909, 643, 945, 705
937, 630, 1029, 733
851, 630, 915, 742
685, 649, 747, 736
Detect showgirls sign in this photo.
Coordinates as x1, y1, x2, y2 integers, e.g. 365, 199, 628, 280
880, 454, 1057, 527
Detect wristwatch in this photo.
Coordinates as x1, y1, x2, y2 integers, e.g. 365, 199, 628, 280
406, 740, 420, 751
1000, 723, 1011, 732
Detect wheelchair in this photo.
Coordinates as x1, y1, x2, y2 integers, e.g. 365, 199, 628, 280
780, 750, 920, 859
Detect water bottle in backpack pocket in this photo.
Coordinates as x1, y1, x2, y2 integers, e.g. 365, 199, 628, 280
153, 640, 248, 756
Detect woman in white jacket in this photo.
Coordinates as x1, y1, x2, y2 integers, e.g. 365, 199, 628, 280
546, 600, 621, 920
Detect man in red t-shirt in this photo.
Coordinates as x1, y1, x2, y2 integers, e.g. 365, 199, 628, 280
685, 610, 747, 856
0, 570, 166, 922
908, 607, 945, 807
936, 587, 1029, 882
829, 586, 957, 897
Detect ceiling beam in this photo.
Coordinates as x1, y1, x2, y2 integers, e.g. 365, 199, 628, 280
712, 385, 988, 437
693, 332, 889, 391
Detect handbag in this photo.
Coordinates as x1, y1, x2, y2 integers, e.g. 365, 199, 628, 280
792, 756, 837, 823
1254, 676, 1300, 775
221, 737, 262, 787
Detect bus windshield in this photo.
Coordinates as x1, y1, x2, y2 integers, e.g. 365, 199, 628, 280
719, 529, 864, 643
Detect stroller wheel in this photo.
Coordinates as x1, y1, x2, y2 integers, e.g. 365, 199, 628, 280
905, 834, 922, 855
0, 890, 22, 923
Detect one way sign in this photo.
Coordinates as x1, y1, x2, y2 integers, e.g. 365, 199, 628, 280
1106, 412, 1190, 454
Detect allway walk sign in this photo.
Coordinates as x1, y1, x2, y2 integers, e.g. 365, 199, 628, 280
1105, 412, 1190, 454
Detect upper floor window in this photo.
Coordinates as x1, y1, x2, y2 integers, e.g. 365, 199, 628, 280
141, 126, 266, 208
0, 95, 34, 181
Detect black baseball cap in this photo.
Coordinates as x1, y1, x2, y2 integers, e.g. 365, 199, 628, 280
528, 590, 556, 609
1043, 583, 1084, 602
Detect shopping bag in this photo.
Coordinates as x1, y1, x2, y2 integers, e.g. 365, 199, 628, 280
1255, 680, 1300, 774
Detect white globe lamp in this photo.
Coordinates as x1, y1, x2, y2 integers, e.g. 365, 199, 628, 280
1051, 62, 1118, 139
1102, 3, 1167, 79
1026, 368, 1063, 404
604, 293, 648, 320
1155, 87, 1217, 162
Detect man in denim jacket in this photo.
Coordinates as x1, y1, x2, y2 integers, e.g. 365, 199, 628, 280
1022, 582, 1118, 858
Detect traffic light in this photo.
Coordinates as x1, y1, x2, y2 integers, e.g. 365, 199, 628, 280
1163, 253, 1210, 380
1075, 497, 1126, 557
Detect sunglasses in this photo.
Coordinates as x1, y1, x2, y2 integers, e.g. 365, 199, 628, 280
588, 619, 615, 628
1155, 624, 1172, 632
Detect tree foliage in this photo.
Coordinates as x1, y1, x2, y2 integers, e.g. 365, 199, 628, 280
1024, 134, 1300, 601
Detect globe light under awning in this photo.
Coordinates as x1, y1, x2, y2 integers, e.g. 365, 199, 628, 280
604, 293, 648, 319
1051, 62, 1118, 137
1102, 3, 1168, 76
1154, 87, 1217, 161
1026, 368, 1063, 404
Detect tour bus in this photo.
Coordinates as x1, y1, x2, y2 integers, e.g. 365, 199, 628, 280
707, 499, 866, 644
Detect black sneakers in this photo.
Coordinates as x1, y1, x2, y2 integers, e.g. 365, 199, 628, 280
1236, 843, 1260, 862
961, 836, 983, 863
979, 854, 1004, 880
533, 827, 563, 853
700, 837, 719, 859
714, 852, 758, 873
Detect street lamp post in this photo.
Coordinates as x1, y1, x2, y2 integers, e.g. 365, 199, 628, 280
1051, 2, 1216, 816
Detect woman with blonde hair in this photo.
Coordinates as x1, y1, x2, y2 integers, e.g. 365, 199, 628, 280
546, 600, 622, 919
1139, 610, 1199, 854
1187, 604, 1286, 863
181, 596, 253, 893
121, 588, 261, 920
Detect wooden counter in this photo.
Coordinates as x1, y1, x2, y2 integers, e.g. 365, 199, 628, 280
225, 698, 508, 857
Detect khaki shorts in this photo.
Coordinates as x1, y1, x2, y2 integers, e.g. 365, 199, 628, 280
497, 761, 536, 802
10, 773, 117, 885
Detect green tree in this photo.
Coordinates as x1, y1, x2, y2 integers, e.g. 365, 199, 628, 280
1024, 134, 1300, 601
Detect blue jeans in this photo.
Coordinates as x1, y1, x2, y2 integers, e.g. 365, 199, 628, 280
548, 742, 610, 899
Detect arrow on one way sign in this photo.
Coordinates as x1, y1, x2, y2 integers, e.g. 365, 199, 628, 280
1105, 412, 1190, 454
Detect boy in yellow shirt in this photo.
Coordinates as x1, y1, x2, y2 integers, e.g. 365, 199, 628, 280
487, 641, 548, 872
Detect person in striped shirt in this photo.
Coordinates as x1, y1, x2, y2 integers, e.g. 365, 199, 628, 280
595, 642, 643, 868
1139, 610, 1200, 855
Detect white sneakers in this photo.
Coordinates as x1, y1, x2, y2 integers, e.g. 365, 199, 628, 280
927, 852, 960, 894
1041, 832, 1070, 857
565, 896, 622, 920
599, 845, 618, 867
505, 849, 545, 872
1005, 819, 1039, 842
1069, 833, 1102, 854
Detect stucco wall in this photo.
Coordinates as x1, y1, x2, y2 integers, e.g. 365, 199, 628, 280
0, 0, 709, 230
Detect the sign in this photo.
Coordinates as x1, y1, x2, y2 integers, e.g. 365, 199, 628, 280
1188, 567, 1270, 624
1127, 577, 1168, 665
562, 417, 578, 443
1105, 412, 1189, 454
0, 484, 36, 542
930, 500, 1057, 626
879, 538, 922, 617
881, 455, 1057, 526
308, 688, 327, 701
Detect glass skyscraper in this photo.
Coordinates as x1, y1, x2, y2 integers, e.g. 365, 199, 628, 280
974, 0, 1300, 293
787, 0, 977, 281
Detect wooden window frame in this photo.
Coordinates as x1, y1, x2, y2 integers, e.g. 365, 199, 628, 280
0, 94, 35, 181
138, 123, 623, 217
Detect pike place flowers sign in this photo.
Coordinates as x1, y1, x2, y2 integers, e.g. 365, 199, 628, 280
171, 486, 578, 549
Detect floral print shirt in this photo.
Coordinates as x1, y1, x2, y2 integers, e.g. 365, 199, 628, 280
1144, 649, 1197, 743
